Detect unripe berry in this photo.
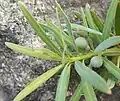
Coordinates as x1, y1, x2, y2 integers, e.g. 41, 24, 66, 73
90, 56, 103, 68
75, 37, 88, 49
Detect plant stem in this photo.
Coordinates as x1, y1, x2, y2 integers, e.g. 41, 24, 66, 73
69, 51, 105, 63
69, 53, 95, 62
68, 47, 119, 63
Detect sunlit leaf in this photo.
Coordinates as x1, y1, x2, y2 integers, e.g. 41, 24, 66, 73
115, 2, 120, 35
14, 64, 64, 101
55, 64, 71, 101
5, 42, 62, 61
82, 78, 97, 101
103, 57, 120, 81
70, 83, 83, 101
102, 0, 119, 40
94, 36, 120, 53
75, 61, 111, 94
117, 56, 120, 67
107, 78, 115, 89
18, 1, 61, 54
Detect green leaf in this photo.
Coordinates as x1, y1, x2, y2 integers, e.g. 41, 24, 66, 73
85, 4, 98, 30
70, 83, 83, 101
45, 19, 64, 49
62, 45, 68, 64
103, 58, 120, 81
85, 3, 101, 43
56, 2, 76, 50
103, 47, 120, 56
82, 78, 97, 101
40, 23, 74, 48
80, 7, 94, 49
76, 7, 88, 37
94, 36, 120, 53
102, 0, 119, 40
5, 42, 62, 61
55, 64, 71, 101
71, 24, 102, 35
18, 1, 61, 54
75, 61, 111, 94
14, 64, 64, 101
80, 7, 88, 27
117, 56, 120, 67
115, 1, 120, 35
107, 78, 115, 89
74, 11, 82, 20
91, 10, 104, 32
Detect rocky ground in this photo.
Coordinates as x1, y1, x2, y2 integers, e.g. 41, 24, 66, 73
0, 0, 118, 101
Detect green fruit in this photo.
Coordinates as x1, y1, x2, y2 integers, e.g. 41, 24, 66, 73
75, 37, 88, 49
90, 56, 103, 68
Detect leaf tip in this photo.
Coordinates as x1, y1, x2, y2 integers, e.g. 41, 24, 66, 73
86, 3, 90, 8
5, 42, 10, 47
18, 0, 25, 8
107, 89, 112, 95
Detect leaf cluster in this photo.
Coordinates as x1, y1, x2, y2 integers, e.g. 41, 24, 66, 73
5, 0, 120, 101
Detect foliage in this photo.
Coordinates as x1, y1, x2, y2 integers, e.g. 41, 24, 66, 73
5, 0, 120, 101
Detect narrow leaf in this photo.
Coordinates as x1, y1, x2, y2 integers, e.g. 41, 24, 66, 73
103, 47, 120, 56
14, 64, 64, 101
75, 61, 111, 94
56, 2, 76, 50
102, 0, 119, 40
94, 36, 120, 53
56, 2, 73, 38
103, 58, 120, 81
55, 64, 71, 101
85, 3, 101, 43
107, 78, 115, 89
91, 10, 104, 32
18, 1, 61, 54
76, 7, 88, 37
82, 78, 97, 101
115, 2, 120, 35
45, 19, 64, 49
40, 23, 74, 47
85, 4, 98, 30
74, 11, 82, 20
81, 7, 88, 27
70, 83, 83, 101
80, 7, 94, 49
71, 24, 102, 35
5, 42, 61, 61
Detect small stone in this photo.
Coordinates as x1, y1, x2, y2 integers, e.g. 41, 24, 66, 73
0, 87, 9, 101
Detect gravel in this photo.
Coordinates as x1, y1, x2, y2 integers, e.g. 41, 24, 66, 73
0, 0, 109, 101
